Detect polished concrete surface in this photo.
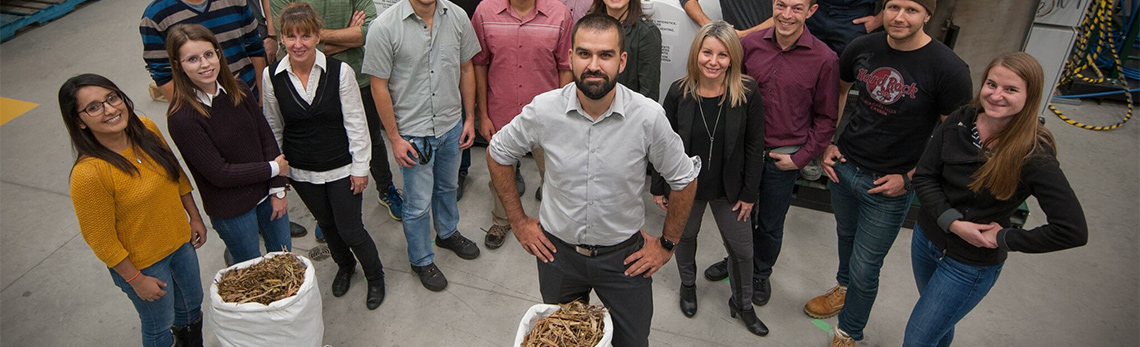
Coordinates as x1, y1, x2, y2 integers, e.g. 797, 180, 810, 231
1, 1, 1137, 346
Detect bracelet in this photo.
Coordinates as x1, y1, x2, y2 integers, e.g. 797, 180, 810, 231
266, 35, 278, 40
125, 270, 142, 283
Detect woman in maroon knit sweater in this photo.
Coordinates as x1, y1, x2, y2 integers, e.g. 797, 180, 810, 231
164, 24, 292, 263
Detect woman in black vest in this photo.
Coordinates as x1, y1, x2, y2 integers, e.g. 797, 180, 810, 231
651, 21, 766, 336
262, 2, 385, 310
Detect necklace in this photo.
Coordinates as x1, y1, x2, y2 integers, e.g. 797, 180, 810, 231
697, 97, 723, 165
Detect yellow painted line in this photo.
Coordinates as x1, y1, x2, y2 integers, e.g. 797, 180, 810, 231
0, 97, 39, 126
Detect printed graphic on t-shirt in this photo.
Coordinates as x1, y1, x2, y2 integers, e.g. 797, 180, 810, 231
857, 67, 918, 106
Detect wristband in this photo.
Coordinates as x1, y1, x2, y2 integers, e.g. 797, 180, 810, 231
901, 174, 913, 191
266, 35, 278, 40
125, 270, 142, 283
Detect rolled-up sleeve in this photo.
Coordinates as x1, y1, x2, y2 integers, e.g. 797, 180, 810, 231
487, 103, 539, 166
647, 109, 700, 191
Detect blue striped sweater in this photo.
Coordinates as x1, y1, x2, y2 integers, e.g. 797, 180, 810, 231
140, 0, 265, 90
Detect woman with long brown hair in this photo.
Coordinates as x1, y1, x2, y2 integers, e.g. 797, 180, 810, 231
164, 23, 293, 264
650, 21, 767, 336
905, 52, 1088, 346
589, 0, 662, 101
62, 73, 207, 346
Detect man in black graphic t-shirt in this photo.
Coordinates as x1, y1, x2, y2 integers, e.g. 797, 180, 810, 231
802, 1, 972, 346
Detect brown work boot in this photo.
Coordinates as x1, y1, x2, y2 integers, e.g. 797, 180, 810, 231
832, 327, 855, 347
484, 224, 510, 249
805, 284, 846, 318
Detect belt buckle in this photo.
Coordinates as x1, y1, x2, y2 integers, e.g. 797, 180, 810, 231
575, 245, 596, 257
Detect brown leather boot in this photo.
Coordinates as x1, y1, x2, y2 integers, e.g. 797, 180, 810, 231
831, 326, 855, 347
804, 284, 846, 318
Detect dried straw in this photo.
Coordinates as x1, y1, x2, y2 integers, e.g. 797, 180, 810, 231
522, 301, 606, 347
216, 253, 305, 305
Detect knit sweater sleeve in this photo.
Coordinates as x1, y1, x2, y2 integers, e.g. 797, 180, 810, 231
241, 83, 287, 189
167, 106, 274, 188
70, 160, 129, 268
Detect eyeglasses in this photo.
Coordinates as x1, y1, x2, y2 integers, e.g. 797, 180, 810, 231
180, 49, 219, 66
81, 93, 125, 118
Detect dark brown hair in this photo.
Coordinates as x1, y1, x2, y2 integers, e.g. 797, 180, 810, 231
588, 0, 644, 28
59, 74, 182, 181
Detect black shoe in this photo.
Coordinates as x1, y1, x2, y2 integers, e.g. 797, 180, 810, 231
332, 266, 355, 297
366, 278, 386, 310
411, 263, 448, 291
515, 167, 525, 197
535, 186, 542, 201
679, 284, 697, 318
729, 297, 769, 336
171, 317, 202, 347
484, 225, 510, 250
753, 277, 771, 306
290, 221, 308, 238
457, 173, 468, 201
704, 257, 729, 282
436, 231, 480, 260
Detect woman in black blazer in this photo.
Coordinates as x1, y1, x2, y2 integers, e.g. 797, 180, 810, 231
651, 21, 766, 336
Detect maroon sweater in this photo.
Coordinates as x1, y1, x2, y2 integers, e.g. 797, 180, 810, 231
168, 83, 287, 219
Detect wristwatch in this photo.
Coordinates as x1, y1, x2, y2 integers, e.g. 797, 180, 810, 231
273, 190, 287, 199
901, 174, 913, 191
659, 236, 677, 252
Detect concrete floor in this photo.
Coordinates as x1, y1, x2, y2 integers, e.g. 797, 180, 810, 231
1, 1, 1137, 346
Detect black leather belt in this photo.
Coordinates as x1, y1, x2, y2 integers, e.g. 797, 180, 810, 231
547, 230, 642, 258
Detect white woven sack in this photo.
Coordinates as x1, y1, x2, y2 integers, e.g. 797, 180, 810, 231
512, 303, 613, 347
208, 252, 323, 347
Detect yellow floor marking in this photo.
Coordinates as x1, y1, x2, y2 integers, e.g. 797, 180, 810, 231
0, 97, 39, 126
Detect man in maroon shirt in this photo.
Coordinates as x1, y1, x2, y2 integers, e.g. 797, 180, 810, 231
703, 0, 839, 307
471, 0, 574, 249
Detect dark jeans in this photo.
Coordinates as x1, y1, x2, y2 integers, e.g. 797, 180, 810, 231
538, 231, 652, 347
460, 148, 470, 176
361, 86, 394, 192
752, 160, 802, 279
677, 199, 754, 307
829, 161, 914, 340
108, 242, 202, 347
904, 226, 1003, 347
208, 198, 292, 263
292, 177, 385, 281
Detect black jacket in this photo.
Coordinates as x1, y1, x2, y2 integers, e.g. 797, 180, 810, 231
651, 79, 765, 203
913, 107, 1088, 266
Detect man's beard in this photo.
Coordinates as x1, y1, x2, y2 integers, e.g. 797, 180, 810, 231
575, 70, 618, 100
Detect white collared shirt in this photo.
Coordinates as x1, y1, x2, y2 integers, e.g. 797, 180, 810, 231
261, 51, 371, 184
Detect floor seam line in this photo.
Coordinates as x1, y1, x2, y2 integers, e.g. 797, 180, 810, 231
0, 180, 70, 198
1, 232, 82, 293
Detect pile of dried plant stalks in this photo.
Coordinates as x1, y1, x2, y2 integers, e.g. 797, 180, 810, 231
216, 253, 305, 305
522, 301, 607, 347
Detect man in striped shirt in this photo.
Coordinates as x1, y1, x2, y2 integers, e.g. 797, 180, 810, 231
140, 0, 267, 102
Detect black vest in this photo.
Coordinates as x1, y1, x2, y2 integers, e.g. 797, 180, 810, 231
270, 57, 352, 172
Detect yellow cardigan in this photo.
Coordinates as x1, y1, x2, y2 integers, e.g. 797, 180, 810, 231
70, 117, 194, 269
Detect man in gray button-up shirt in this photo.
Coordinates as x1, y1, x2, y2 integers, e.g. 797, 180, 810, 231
363, 0, 482, 292
486, 14, 699, 346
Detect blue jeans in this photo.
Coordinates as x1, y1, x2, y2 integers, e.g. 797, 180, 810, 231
904, 225, 1003, 347
209, 198, 292, 263
753, 160, 801, 279
460, 148, 471, 176
829, 161, 914, 340
399, 121, 462, 266
108, 242, 203, 347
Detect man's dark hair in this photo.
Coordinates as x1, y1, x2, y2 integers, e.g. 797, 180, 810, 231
572, 13, 625, 53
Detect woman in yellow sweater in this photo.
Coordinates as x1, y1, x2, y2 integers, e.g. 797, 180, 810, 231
61, 74, 208, 347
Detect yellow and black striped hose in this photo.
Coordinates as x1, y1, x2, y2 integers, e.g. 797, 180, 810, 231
1048, 0, 1133, 131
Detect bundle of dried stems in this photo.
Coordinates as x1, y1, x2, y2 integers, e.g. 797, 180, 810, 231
216, 253, 305, 305
522, 301, 607, 347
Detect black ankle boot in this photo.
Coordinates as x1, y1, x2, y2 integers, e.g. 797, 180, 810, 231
679, 284, 697, 318
729, 297, 769, 336
366, 278, 386, 310
171, 317, 203, 347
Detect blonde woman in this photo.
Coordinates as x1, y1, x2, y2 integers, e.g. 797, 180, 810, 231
650, 20, 767, 336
